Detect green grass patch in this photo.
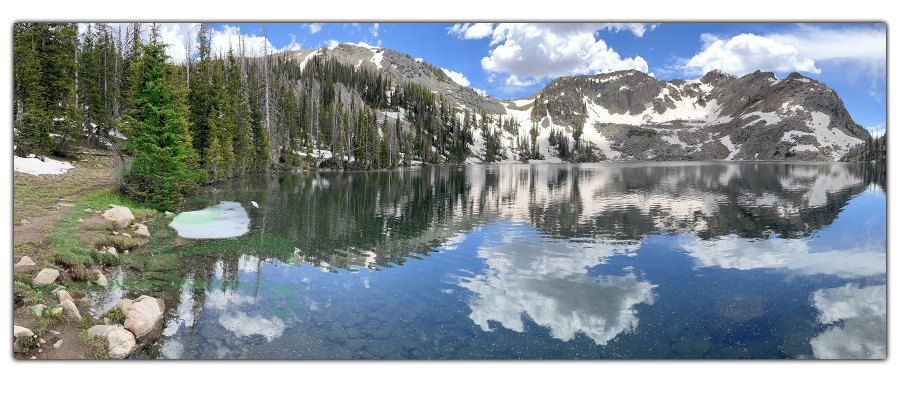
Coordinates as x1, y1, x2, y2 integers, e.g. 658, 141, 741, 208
79, 333, 109, 360
13, 152, 119, 223
14, 270, 32, 285
103, 307, 126, 324
94, 235, 140, 252
49, 190, 163, 279
82, 220, 117, 232
14, 240, 54, 267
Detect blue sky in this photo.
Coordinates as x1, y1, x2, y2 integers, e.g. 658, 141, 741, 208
146, 22, 885, 136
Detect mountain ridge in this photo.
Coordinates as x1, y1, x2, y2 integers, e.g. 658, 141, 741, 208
283, 42, 871, 163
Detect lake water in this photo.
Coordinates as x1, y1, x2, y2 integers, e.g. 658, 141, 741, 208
87, 162, 886, 359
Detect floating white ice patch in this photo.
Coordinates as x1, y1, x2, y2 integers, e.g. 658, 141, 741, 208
169, 201, 250, 239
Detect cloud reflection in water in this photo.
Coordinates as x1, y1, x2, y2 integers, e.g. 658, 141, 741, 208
457, 225, 655, 345
810, 283, 886, 359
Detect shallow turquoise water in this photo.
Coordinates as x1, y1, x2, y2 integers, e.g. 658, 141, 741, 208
89, 162, 886, 359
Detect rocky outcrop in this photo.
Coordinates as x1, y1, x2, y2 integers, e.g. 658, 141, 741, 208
87, 325, 138, 359
124, 295, 165, 343
527, 69, 870, 162
33, 268, 60, 285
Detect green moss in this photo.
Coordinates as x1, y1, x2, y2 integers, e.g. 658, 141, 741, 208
103, 307, 126, 324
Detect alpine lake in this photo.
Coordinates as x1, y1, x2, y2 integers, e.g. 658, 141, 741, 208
85, 161, 886, 359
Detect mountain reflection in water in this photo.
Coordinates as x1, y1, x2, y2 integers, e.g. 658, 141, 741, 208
87, 162, 885, 359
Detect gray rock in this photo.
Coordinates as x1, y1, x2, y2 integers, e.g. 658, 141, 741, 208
124, 295, 165, 343
21, 219, 31, 225
53, 339, 63, 348
33, 304, 47, 316
133, 224, 150, 237
33, 268, 60, 285
60, 299, 82, 320
115, 299, 133, 314
15, 256, 36, 267
55, 289, 74, 304
49, 330, 60, 335
102, 207, 134, 229
14, 325, 34, 338
13, 325, 35, 354
96, 273, 108, 288
87, 325, 138, 359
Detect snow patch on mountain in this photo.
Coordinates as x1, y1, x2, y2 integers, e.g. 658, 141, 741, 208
371, 50, 383, 69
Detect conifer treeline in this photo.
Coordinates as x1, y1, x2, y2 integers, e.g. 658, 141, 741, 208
13, 23, 534, 179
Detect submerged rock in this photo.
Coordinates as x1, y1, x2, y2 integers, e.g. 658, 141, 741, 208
124, 295, 165, 343
87, 325, 137, 359
713, 294, 766, 323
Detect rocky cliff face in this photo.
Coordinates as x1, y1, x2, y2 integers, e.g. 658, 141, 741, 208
525, 69, 871, 161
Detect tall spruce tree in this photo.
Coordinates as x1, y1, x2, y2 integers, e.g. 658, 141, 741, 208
122, 52, 205, 211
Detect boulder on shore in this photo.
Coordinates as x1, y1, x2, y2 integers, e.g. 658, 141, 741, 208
54, 289, 74, 304
133, 223, 150, 237
13, 325, 36, 353
33, 268, 60, 285
115, 299, 133, 314
102, 207, 135, 229
15, 256, 36, 268
87, 325, 138, 359
124, 295, 165, 343
60, 299, 82, 320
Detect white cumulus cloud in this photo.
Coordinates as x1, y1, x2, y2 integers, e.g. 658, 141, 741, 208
441, 68, 471, 86
306, 23, 322, 34
464, 23, 650, 86
682, 25, 885, 81
447, 23, 495, 39
370, 23, 379, 38
867, 123, 886, 138
683, 33, 820, 76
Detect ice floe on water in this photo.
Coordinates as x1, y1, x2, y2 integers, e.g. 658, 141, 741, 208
169, 201, 250, 239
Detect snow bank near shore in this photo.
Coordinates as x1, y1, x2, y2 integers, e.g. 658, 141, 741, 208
14, 155, 75, 175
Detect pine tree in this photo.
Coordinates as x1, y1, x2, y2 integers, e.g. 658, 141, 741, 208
121, 52, 205, 211
13, 23, 80, 157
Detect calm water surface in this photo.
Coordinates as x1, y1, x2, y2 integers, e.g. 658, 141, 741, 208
87, 162, 886, 359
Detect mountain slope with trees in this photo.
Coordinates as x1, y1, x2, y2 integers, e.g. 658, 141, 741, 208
13, 23, 881, 210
